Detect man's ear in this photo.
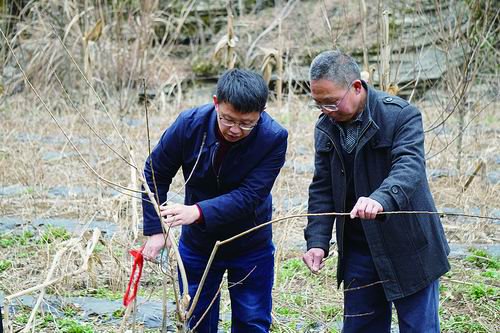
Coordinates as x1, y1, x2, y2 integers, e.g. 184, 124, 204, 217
213, 95, 218, 105
353, 80, 363, 94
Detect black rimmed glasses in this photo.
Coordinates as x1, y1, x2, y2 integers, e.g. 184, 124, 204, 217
309, 81, 354, 113
217, 114, 259, 131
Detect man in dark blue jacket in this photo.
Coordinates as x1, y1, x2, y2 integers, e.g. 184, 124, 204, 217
303, 51, 450, 332
141, 69, 288, 332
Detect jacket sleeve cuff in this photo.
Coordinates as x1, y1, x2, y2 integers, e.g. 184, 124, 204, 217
195, 204, 204, 225
143, 223, 164, 236
305, 238, 331, 258
370, 191, 397, 212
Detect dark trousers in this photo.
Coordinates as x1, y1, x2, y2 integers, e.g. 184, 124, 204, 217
179, 241, 274, 333
342, 249, 440, 333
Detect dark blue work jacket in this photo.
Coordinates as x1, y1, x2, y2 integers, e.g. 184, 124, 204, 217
305, 84, 450, 301
142, 104, 288, 258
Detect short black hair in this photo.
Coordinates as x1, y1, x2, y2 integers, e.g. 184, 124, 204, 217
216, 69, 268, 113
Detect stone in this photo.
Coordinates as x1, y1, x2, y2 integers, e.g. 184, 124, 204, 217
486, 171, 500, 185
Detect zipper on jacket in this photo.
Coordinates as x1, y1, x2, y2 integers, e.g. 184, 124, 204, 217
211, 142, 220, 190
212, 142, 238, 191
356, 120, 374, 153
216, 145, 237, 191
317, 127, 347, 259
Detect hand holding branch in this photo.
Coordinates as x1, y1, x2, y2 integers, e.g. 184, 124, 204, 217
350, 196, 383, 219
160, 204, 200, 227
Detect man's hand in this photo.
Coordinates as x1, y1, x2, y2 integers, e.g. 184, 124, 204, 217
142, 233, 168, 261
160, 204, 200, 227
350, 196, 383, 219
302, 248, 325, 274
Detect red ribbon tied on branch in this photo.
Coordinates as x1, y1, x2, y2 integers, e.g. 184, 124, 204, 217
123, 245, 144, 307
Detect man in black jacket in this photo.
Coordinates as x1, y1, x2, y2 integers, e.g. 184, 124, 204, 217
303, 50, 450, 332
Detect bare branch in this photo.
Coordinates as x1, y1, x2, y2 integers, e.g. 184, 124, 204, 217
0, 27, 144, 195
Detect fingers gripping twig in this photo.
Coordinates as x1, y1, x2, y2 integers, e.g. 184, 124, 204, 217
139, 173, 190, 310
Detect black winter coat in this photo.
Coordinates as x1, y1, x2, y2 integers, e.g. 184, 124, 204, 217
305, 83, 450, 301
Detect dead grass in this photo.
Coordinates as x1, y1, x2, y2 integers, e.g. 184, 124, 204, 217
1, 85, 498, 331
0, 0, 498, 332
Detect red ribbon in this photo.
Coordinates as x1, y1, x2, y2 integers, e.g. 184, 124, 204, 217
123, 245, 144, 307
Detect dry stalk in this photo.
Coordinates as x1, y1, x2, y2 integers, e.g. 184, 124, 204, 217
276, 19, 283, 110
3, 228, 101, 333
226, 2, 236, 69
21, 239, 78, 333
118, 300, 135, 333
359, 0, 369, 73
344, 311, 375, 318
161, 273, 169, 333
213, 4, 238, 70
130, 146, 139, 241
244, 0, 297, 66
461, 160, 485, 193
379, 10, 391, 92
190, 280, 225, 332
343, 280, 389, 293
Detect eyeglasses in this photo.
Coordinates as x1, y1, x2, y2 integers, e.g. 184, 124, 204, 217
309, 81, 354, 113
217, 114, 259, 131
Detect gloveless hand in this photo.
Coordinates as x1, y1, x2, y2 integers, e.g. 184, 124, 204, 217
350, 196, 383, 220
302, 248, 325, 274
142, 233, 168, 261
160, 203, 200, 227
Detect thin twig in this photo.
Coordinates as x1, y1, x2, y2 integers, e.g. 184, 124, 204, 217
343, 280, 390, 293
54, 73, 138, 171
244, 0, 298, 65
190, 279, 225, 332
0, 27, 143, 195
185, 208, 498, 320
344, 311, 375, 318
191, 266, 257, 332
160, 133, 206, 207
4, 229, 101, 332
48, 22, 139, 168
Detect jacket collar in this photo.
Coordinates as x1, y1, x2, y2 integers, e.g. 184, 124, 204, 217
316, 80, 379, 149
356, 81, 379, 152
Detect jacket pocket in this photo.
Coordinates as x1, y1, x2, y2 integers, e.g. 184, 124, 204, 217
368, 139, 392, 183
381, 215, 428, 256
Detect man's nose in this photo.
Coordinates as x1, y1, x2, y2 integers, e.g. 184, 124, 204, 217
229, 125, 241, 134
